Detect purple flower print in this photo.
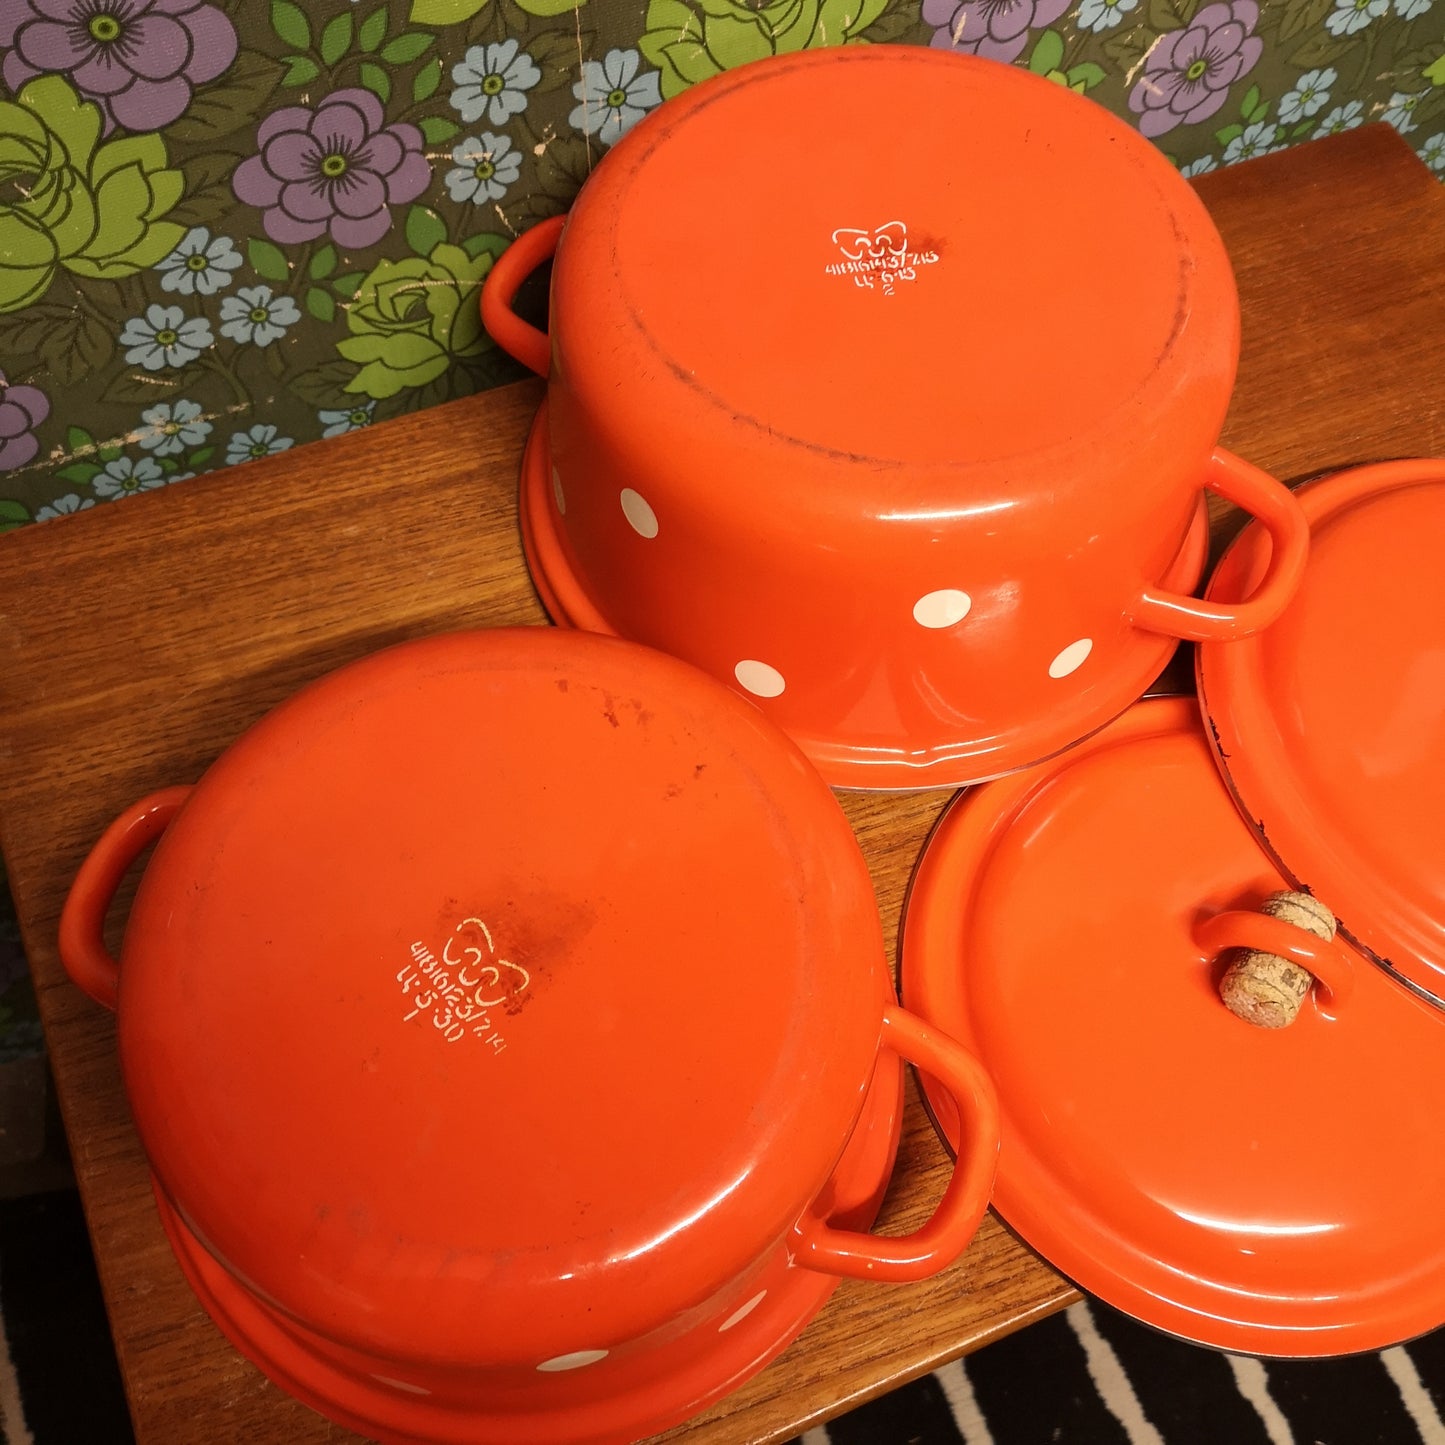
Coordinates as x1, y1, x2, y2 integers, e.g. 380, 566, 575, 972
233, 89, 431, 251
1128, 0, 1263, 139
923, 0, 1071, 62
0, 372, 49, 473
0, 0, 237, 133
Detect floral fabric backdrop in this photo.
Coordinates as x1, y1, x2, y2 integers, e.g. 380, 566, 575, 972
0, 0, 1442, 527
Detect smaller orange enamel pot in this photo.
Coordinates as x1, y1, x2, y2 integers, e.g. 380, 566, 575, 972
59, 629, 998, 1445
902, 460, 1445, 1357
482, 49, 1308, 791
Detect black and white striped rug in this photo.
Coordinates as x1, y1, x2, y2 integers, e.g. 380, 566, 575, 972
3, 1189, 1444, 1444
809, 1300, 1445, 1444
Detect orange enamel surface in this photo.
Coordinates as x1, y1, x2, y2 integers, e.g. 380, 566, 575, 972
903, 697, 1445, 1356
154, 1057, 906, 1445
1200, 460, 1445, 1005
108, 631, 894, 1369
483, 50, 1311, 788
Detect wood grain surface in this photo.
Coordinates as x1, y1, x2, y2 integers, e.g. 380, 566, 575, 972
1, 124, 1442, 1445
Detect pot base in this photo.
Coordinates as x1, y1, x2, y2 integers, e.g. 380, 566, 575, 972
155, 1048, 905, 1445
520, 403, 1209, 792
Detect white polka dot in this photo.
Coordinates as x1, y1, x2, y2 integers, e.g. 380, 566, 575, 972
370, 1374, 432, 1395
551, 466, 566, 515
913, 589, 972, 629
719, 1290, 767, 1332
734, 660, 786, 698
537, 1349, 609, 1373
1048, 638, 1093, 679
620, 488, 658, 538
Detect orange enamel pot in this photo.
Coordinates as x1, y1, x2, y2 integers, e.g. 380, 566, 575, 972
58, 629, 998, 1445
902, 460, 1445, 1356
481, 48, 1308, 791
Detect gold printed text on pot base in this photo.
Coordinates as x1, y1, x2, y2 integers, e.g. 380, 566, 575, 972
395, 916, 530, 1049
826, 222, 941, 296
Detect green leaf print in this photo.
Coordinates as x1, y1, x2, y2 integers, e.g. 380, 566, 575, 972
512, 0, 592, 14
381, 33, 435, 64
1029, 29, 1066, 74
320, 13, 355, 64
642, 0, 890, 99
248, 237, 291, 281
359, 7, 391, 51
269, 0, 311, 51
280, 54, 319, 85
405, 204, 448, 257
413, 58, 444, 101
306, 286, 337, 322
360, 62, 392, 103
0, 500, 30, 532
409, 0, 490, 21
168, 50, 281, 143
55, 462, 101, 484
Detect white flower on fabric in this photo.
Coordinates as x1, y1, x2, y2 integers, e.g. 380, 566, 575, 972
155, 228, 243, 296
93, 457, 167, 498
569, 50, 662, 147
450, 40, 541, 125
1278, 68, 1335, 123
445, 133, 523, 204
119, 305, 214, 371
318, 402, 376, 438
1077, 0, 1138, 31
1223, 122, 1283, 163
34, 493, 95, 521
226, 424, 293, 465
1382, 91, 1425, 134
1181, 155, 1218, 177
138, 400, 211, 456
1313, 100, 1365, 136
1325, 0, 1387, 35
219, 285, 302, 348
1418, 133, 1445, 173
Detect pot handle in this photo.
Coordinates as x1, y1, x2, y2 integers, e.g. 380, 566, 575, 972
793, 1005, 998, 1284
58, 787, 191, 1012
1197, 890, 1353, 1027
1129, 448, 1310, 642
479, 215, 566, 378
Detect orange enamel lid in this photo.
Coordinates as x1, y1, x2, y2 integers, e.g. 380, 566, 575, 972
553, 46, 1238, 481
103, 630, 893, 1369
902, 695, 1445, 1356
1198, 459, 1445, 1006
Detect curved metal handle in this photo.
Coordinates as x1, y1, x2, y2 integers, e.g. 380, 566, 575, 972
479, 215, 565, 378
57, 787, 191, 1011
1131, 448, 1310, 642
794, 1006, 998, 1283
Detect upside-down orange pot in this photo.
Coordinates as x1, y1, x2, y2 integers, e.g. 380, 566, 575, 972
482, 48, 1309, 790
59, 628, 998, 1445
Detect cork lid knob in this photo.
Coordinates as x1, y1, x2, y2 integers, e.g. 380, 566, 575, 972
1218, 891, 1337, 1028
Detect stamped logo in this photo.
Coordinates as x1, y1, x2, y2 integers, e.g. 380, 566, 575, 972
824, 221, 940, 296
396, 915, 529, 1051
